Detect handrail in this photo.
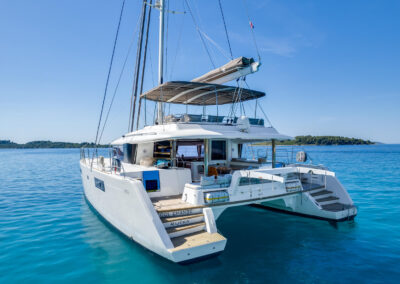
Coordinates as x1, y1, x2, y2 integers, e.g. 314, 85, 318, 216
295, 166, 335, 177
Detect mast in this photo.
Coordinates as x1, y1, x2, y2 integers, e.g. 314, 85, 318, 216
129, 0, 147, 132
157, 0, 165, 124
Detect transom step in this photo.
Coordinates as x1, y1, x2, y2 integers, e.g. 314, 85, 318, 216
316, 196, 339, 203
166, 221, 206, 238
161, 213, 204, 223
169, 230, 226, 252
161, 213, 205, 229
311, 190, 333, 197
321, 202, 355, 212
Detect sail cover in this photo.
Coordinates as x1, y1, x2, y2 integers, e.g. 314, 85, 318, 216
192, 57, 260, 84
140, 81, 265, 105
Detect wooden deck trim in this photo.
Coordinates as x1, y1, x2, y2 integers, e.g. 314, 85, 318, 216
161, 213, 204, 223
169, 231, 227, 252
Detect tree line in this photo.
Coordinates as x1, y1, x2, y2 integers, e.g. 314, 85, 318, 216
0, 140, 108, 149
278, 135, 374, 145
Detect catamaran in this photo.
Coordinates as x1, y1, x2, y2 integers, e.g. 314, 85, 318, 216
80, 0, 357, 263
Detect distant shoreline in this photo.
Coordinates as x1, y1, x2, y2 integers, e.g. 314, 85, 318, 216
255, 136, 375, 146
0, 140, 108, 149
0, 135, 377, 149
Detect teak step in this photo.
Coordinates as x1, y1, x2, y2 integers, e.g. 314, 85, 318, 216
169, 230, 226, 252
166, 222, 206, 234
316, 196, 339, 203
158, 208, 203, 218
156, 205, 204, 213
161, 213, 204, 223
162, 213, 205, 229
311, 190, 333, 197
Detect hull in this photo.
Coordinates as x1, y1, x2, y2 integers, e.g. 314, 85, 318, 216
80, 159, 356, 263
80, 161, 226, 263
251, 203, 356, 222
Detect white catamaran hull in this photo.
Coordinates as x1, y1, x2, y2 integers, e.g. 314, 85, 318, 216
80, 162, 227, 263
80, 159, 356, 263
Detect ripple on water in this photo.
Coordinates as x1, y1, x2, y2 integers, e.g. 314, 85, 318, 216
0, 146, 400, 283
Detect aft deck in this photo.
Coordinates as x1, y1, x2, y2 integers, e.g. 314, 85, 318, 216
151, 195, 204, 212
169, 231, 226, 252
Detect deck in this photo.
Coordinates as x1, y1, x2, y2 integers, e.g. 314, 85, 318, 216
151, 195, 204, 212
169, 231, 226, 252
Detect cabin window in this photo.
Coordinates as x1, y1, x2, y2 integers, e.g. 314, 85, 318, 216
154, 141, 172, 159
238, 143, 243, 158
239, 177, 272, 186
211, 140, 226, 160
176, 140, 204, 161
94, 178, 105, 191
177, 145, 204, 159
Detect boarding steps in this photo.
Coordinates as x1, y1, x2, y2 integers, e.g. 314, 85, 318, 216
308, 187, 354, 212
154, 201, 226, 252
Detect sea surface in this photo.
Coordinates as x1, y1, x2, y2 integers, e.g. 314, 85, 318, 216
1, 145, 400, 283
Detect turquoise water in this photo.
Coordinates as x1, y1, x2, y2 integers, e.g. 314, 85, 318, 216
1, 145, 400, 283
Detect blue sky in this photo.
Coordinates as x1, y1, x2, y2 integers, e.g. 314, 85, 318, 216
1, 0, 399, 144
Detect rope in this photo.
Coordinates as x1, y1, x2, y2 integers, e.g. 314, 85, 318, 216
184, 0, 215, 68
242, 0, 261, 62
218, 0, 233, 59
198, 29, 231, 61
98, 15, 141, 144
94, 0, 125, 147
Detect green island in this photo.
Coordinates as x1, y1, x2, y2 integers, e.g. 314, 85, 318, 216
0, 140, 108, 149
256, 135, 374, 146
1, 136, 374, 148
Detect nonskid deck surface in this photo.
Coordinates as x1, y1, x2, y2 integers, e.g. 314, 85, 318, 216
151, 195, 204, 212
321, 202, 355, 212
169, 230, 226, 252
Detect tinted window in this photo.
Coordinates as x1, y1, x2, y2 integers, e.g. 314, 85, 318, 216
211, 141, 226, 160
239, 177, 272, 186
123, 144, 137, 164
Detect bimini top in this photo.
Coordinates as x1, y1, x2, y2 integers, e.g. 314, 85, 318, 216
140, 81, 265, 105
111, 123, 292, 145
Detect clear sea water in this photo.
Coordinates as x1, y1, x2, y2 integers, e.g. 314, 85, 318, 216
1, 145, 400, 283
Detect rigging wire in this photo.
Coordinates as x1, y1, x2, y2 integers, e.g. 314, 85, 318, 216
136, 0, 153, 130
184, 0, 216, 68
128, 0, 147, 132
244, 80, 272, 126
217, 0, 233, 59
242, 0, 261, 62
198, 29, 231, 61
94, 0, 125, 148
98, 15, 141, 144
